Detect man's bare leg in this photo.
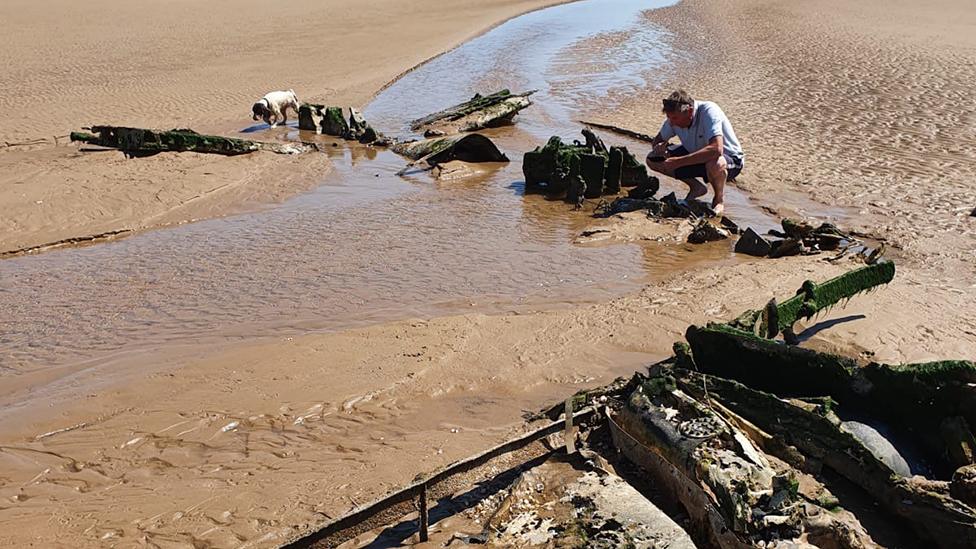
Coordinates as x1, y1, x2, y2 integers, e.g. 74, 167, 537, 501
706, 156, 729, 216
682, 178, 708, 201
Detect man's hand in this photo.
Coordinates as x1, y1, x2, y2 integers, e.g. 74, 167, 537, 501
646, 153, 679, 176
652, 141, 669, 156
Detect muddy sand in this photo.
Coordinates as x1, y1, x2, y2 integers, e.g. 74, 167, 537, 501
1, 0, 976, 547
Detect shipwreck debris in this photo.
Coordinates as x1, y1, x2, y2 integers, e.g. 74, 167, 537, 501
735, 227, 774, 257
390, 133, 509, 176
735, 218, 859, 259
70, 126, 312, 157
687, 218, 730, 243
728, 260, 895, 340
609, 373, 878, 548
579, 119, 657, 143
297, 104, 384, 144
479, 459, 696, 548
284, 264, 972, 549
646, 262, 976, 548
390, 133, 508, 163
409, 89, 535, 134
523, 129, 656, 205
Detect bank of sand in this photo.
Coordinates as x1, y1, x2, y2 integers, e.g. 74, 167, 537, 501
2, 0, 976, 547
0, 0, 568, 255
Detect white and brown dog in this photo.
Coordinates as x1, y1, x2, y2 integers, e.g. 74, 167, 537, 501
251, 89, 300, 128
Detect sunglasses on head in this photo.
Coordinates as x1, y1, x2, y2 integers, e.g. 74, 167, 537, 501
662, 99, 689, 111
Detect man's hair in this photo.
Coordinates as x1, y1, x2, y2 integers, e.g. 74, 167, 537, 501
662, 90, 694, 113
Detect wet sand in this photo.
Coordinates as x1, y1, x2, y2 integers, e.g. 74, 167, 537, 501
2, 0, 976, 547
0, 0, 569, 254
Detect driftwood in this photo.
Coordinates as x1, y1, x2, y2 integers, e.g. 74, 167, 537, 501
70, 126, 313, 156
409, 89, 535, 133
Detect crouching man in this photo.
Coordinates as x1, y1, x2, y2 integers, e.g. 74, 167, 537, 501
645, 90, 744, 216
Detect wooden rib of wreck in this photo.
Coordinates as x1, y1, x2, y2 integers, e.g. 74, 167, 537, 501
727, 261, 896, 339
523, 128, 657, 206
297, 104, 384, 144
735, 217, 859, 258
654, 261, 976, 548
610, 373, 878, 548
409, 89, 535, 134
285, 263, 973, 548
70, 126, 314, 156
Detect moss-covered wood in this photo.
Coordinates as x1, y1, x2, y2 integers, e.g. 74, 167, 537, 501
409, 89, 535, 133
685, 321, 976, 474
298, 104, 382, 143
672, 367, 976, 549
523, 130, 653, 202
71, 126, 267, 156
390, 133, 508, 164
730, 261, 896, 338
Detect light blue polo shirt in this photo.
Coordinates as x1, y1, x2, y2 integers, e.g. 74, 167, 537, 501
659, 101, 744, 167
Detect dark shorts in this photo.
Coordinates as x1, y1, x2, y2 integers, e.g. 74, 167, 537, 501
668, 145, 743, 182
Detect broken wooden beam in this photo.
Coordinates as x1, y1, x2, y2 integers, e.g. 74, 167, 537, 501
298, 104, 383, 143
671, 367, 976, 549
71, 126, 312, 156
409, 89, 535, 134
729, 261, 895, 338
390, 133, 508, 164
579, 119, 656, 143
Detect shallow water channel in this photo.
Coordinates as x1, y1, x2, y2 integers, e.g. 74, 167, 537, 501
1, 0, 780, 373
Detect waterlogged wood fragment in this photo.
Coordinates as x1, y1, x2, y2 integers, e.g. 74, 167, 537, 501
523, 129, 655, 202
71, 126, 311, 156
410, 89, 536, 133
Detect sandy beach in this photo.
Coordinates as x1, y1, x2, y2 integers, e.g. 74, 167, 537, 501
1, 0, 976, 547
0, 0, 568, 255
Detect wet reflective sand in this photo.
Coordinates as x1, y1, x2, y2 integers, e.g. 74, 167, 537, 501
1, 0, 780, 374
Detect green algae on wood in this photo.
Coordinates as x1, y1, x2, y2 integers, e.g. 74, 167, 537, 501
671, 367, 976, 549
390, 133, 508, 163
409, 89, 536, 133
70, 126, 308, 156
522, 130, 653, 202
729, 260, 896, 338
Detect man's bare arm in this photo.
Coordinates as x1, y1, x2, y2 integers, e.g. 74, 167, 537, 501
649, 133, 669, 156
669, 135, 723, 168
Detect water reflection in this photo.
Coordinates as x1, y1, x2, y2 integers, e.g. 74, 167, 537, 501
3, 0, 752, 372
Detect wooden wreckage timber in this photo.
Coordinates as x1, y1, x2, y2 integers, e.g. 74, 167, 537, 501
70, 126, 315, 156
409, 89, 535, 134
523, 128, 657, 207
69, 89, 532, 176
282, 261, 976, 548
